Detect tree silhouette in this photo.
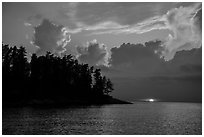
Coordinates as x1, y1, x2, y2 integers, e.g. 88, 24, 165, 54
104, 78, 114, 95
2, 44, 114, 106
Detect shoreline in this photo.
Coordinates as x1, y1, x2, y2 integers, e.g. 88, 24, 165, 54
3, 97, 133, 108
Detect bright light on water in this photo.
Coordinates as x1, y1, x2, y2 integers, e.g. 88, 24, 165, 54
149, 99, 154, 102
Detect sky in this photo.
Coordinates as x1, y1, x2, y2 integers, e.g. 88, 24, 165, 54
2, 2, 202, 102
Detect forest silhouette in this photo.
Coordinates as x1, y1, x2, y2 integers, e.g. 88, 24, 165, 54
2, 44, 128, 107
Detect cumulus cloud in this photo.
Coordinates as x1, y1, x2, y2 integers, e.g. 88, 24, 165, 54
158, 3, 202, 61
108, 40, 201, 76
91, 3, 202, 61
76, 39, 109, 66
73, 3, 201, 62
108, 41, 201, 102
20, 2, 202, 62
32, 19, 71, 56
109, 41, 164, 73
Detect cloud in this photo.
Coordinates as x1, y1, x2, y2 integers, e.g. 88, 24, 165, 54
65, 2, 78, 22
108, 40, 201, 76
90, 16, 166, 35
32, 19, 71, 56
110, 41, 163, 69
57, 3, 177, 34
74, 3, 177, 26
108, 41, 201, 102
158, 3, 202, 61
76, 39, 109, 66
22, 3, 201, 62
24, 22, 32, 26
74, 3, 201, 62
90, 3, 202, 61
61, 21, 129, 34
80, 21, 129, 31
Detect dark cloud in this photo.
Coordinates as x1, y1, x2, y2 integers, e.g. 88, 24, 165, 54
76, 39, 109, 66
32, 19, 70, 56
109, 40, 164, 73
109, 40, 201, 74
107, 40, 201, 102
167, 48, 202, 66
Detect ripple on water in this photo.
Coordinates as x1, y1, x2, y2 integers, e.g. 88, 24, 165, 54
2, 102, 202, 135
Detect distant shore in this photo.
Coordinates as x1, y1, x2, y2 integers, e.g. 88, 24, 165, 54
3, 96, 132, 108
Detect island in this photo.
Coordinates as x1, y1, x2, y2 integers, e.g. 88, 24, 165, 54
2, 44, 132, 107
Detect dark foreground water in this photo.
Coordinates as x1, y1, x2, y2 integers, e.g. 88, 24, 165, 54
3, 102, 201, 135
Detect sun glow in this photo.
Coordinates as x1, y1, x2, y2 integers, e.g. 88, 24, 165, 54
148, 99, 154, 102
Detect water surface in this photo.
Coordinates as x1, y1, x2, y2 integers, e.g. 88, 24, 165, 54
3, 102, 202, 135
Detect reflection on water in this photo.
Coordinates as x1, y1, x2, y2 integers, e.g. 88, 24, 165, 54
3, 102, 202, 135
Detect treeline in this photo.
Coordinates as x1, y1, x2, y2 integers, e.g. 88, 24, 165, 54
2, 44, 114, 106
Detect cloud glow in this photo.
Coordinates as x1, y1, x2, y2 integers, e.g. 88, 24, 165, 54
84, 3, 202, 61
76, 39, 110, 66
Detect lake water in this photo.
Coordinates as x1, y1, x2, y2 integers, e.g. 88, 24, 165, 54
2, 102, 202, 135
